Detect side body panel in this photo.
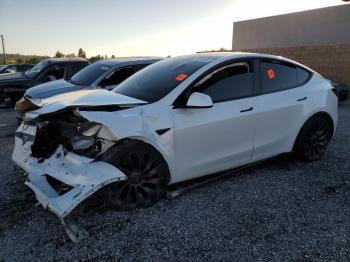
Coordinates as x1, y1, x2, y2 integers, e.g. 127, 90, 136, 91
253, 74, 338, 161
171, 98, 258, 182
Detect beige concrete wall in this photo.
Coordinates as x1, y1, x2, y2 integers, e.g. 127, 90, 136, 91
232, 5, 350, 50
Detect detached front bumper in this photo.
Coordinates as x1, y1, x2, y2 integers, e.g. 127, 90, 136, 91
12, 123, 127, 240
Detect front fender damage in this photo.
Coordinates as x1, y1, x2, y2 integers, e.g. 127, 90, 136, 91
12, 121, 127, 242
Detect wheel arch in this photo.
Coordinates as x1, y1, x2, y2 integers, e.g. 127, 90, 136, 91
292, 111, 335, 151
102, 137, 173, 183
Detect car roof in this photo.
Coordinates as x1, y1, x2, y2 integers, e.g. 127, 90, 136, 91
188, 51, 290, 60
95, 57, 163, 66
183, 52, 314, 72
46, 57, 89, 63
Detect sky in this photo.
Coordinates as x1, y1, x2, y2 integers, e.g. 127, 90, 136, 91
0, 0, 348, 58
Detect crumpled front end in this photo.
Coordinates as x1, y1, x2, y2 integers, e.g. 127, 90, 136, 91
12, 110, 127, 242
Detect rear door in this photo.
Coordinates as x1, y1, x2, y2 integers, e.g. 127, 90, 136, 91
253, 60, 310, 160
172, 60, 259, 182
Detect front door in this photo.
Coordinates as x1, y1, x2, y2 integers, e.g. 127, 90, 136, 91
171, 60, 259, 183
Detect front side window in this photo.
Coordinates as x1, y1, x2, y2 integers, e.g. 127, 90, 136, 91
101, 67, 135, 88
70, 62, 111, 86
4, 65, 16, 73
192, 62, 254, 103
25, 60, 49, 78
113, 56, 214, 102
41, 65, 65, 81
260, 61, 298, 94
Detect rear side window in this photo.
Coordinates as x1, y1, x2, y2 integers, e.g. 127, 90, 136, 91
297, 67, 311, 85
260, 61, 297, 94
193, 62, 253, 103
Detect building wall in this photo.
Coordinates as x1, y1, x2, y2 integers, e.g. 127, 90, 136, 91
240, 44, 350, 86
232, 5, 350, 86
232, 5, 350, 50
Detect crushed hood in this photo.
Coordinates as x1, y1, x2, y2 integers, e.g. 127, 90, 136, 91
26, 89, 147, 118
25, 79, 84, 99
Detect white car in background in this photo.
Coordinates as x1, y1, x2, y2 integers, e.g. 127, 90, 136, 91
13, 53, 338, 241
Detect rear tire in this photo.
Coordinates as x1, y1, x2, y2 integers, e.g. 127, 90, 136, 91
102, 141, 170, 210
294, 116, 332, 161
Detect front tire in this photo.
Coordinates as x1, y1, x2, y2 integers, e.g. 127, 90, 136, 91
294, 116, 332, 161
102, 142, 170, 210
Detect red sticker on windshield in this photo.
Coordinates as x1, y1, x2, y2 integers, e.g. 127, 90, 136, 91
267, 69, 275, 79
176, 73, 188, 81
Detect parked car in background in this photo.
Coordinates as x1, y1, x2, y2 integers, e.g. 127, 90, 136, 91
0, 57, 89, 105
22, 57, 162, 101
332, 82, 349, 101
13, 53, 338, 241
0, 64, 35, 74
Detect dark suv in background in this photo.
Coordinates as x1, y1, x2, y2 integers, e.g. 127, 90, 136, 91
24, 57, 162, 100
0, 57, 89, 105
0, 64, 35, 74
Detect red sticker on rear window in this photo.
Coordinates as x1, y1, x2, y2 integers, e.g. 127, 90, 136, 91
176, 73, 188, 81
267, 69, 275, 79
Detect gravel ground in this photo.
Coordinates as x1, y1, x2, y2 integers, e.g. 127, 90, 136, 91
0, 101, 349, 262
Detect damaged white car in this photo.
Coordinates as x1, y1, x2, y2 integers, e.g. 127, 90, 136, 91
13, 53, 338, 241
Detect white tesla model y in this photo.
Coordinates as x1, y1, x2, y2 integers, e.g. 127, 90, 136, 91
13, 52, 338, 220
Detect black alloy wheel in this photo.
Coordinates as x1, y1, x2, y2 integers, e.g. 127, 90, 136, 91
294, 116, 332, 161
103, 142, 169, 210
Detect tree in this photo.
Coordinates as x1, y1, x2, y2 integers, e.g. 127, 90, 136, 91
88, 54, 103, 63
54, 51, 64, 58
15, 56, 25, 64
65, 53, 76, 57
111, 55, 116, 59
27, 57, 42, 64
78, 48, 86, 58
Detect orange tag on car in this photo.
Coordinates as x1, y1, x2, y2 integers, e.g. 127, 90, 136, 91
176, 73, 188, 81
267, 69, 275, 79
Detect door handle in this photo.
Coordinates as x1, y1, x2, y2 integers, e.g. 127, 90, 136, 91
297, 97, 307, 102
240, 107, 253, 113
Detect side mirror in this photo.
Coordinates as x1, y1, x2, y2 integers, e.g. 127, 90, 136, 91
186, 92, 213, 108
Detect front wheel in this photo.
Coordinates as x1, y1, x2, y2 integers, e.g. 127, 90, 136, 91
294, 116, 332, 161
102, 142, 170, 210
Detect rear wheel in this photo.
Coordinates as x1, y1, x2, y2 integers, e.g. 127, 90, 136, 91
102, 142, 170, 210
294, 116, 332, 161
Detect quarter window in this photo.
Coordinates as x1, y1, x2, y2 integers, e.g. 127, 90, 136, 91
297, 67, 311, 85
260, 61, 297, 94
193, 62, 254, 103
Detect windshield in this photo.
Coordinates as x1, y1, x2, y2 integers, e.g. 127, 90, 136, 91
113, 56, 214, 102
70, 62, 111, 86
25, 60, 49, 78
